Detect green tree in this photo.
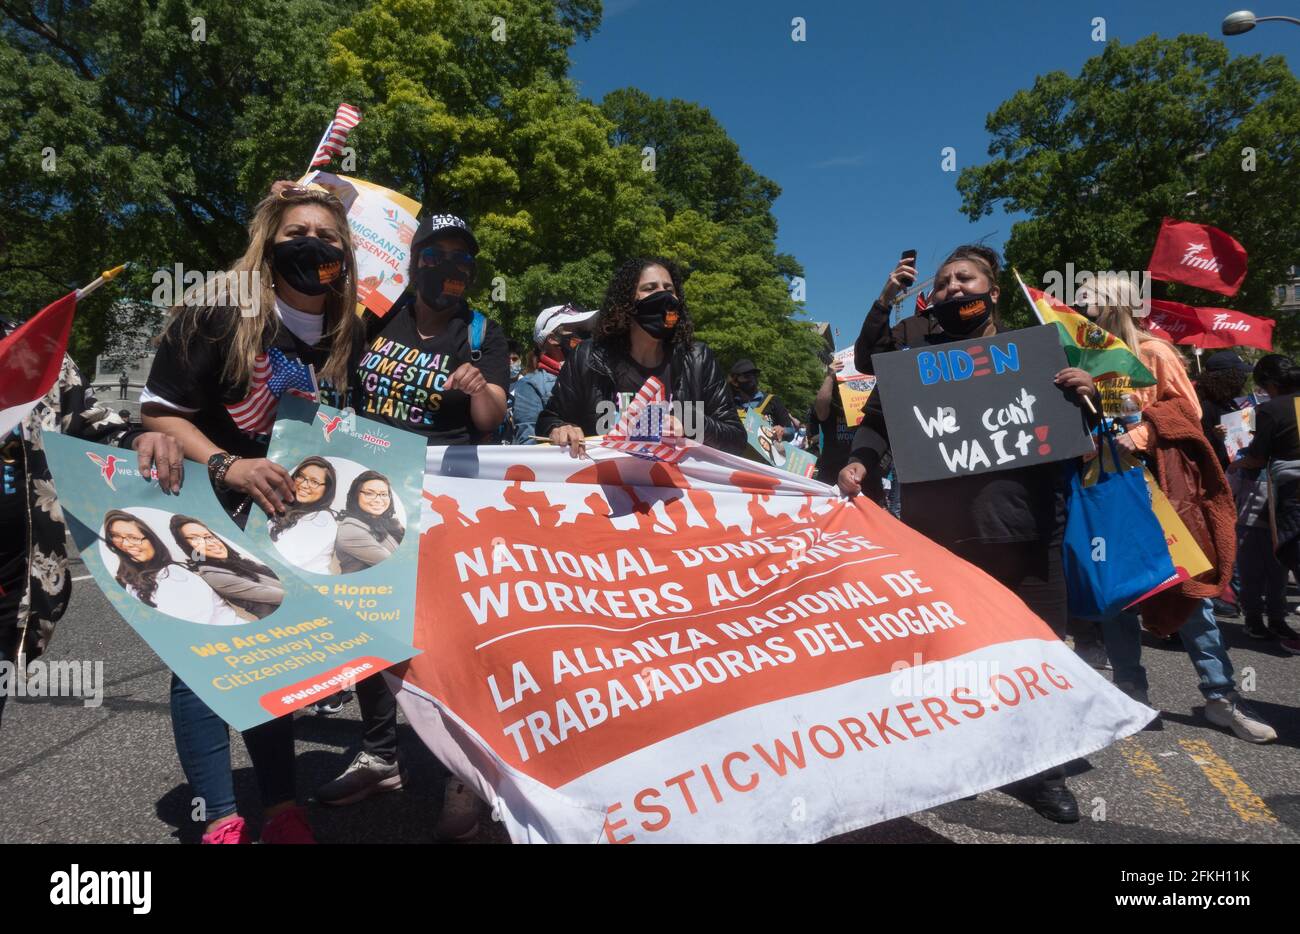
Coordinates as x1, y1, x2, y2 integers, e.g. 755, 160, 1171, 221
599, 88, 822, 412
0, 0, 364, 370
957, 34, 1300, 349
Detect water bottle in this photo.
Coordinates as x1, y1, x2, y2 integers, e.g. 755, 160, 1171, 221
1118, 393, 1142, 432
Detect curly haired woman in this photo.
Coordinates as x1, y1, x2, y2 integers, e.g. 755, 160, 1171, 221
537, 257, 745, 456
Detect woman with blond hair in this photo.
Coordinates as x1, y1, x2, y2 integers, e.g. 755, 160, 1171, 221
1077, 273, 1197, 453
1077, 274, 1275, 744
139, 183, 366, 844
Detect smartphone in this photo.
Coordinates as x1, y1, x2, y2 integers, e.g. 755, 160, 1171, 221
898, 249, 918, 290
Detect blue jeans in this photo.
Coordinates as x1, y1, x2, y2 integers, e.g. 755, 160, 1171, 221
169, 674, 297, 822
1101, 598, 1234, 701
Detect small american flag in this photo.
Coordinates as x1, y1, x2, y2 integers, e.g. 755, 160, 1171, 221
225, 347, 317, 436
601, 376, 685, 464
916, 289, 929, 314
309, 103, 362, 169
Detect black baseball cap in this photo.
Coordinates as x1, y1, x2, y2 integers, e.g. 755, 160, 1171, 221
412, 212, 478, 255
1204, 350, 1251, 374
730, 359, 758, 376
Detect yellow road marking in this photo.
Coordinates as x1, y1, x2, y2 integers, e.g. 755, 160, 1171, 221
1178, 738, 1277, 824
1118, 738, 1190, 816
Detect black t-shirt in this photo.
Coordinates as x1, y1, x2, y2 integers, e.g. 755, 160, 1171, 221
356, 298, 509, 445
1246, 393, 1300, 463
612, 354, 671, 402
146, 306, 359, 509
811, 408, 856, 486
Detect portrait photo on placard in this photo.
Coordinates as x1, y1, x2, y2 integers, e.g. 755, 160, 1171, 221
99, 507, 285, 625
268, 455, 407, 576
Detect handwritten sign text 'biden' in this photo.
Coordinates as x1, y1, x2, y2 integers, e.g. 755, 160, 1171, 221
873, 325, 1094, 483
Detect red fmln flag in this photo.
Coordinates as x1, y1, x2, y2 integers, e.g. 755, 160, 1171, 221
0, 292, 77, 437
1145, 299, 1206, 344
309, 103, 362, 169
1147, 299, 1273, 352
1147, 217, 1248, 296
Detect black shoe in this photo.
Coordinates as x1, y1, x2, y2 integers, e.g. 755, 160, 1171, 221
1244, 617, 1271, 639
1028, 782, 1080, 823
1268, 619, 1300, 640
1212, 599, 1240, 618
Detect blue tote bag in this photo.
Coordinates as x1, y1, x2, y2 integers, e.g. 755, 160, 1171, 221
1063, 433, 1177, 620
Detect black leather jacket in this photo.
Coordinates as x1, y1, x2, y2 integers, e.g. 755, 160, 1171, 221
536, 339, 747, 454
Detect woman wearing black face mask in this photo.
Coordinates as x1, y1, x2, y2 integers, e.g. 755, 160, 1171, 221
536, 257, 746, 457
318, 213, 509, 838
140, 184, 367, 844
838, 244, 1100, 825
353, 213, 509, 445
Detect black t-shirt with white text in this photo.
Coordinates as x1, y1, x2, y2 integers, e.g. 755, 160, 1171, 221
356, 298, 509, 445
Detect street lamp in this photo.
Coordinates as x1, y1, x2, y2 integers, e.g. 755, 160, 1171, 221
1222, 10, 1300, 34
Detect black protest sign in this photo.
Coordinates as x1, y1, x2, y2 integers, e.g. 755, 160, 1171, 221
872, 324, 1094, 483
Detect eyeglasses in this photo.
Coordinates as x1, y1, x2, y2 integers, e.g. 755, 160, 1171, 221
185, 533, 223, 546
110, 533, 149, 547
358, 489, 391, 501
295, 475, 327, 491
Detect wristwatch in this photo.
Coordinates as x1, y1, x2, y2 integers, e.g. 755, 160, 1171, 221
207, 452, 241, 490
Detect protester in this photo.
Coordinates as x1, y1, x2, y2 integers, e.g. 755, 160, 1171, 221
838, 244, 1098, 823
507, 340, 523, 388
1078, 275, 1274, 743
141, 183, 367, 843
170, 515, 285, 619
853, 253, 937, 375
1230, 354, 1300, 654
512, 303, 596, 444
809, 355, 856, 486
730, 359, 792, 440
1196, 351, 1251, 471
320, 210, 509, 841
334, 471, 404, 573
538, 257, 746, 456
269, 456, 340, 574
0, 330, 182, 729
354, 213, 509, 444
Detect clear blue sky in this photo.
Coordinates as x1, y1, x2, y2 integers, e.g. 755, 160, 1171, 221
569, 0, 1298, 348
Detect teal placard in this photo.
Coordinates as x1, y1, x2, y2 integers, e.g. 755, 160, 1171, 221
43, 431, 417, 731
742, 408, 819, 479
245, 396, 425, 646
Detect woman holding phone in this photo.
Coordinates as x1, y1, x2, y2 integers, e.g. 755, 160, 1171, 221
839, 244, 1100, 823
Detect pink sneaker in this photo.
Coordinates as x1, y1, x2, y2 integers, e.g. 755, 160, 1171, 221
261, 806, 317, 844
202, 816, 252, 844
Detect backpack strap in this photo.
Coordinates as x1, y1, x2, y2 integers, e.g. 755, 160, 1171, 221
468, 309, 485, 363
756, 392, 773, 417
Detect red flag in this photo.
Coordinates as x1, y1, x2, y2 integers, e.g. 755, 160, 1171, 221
1146, 299, 1273, 352
915, 290, 929, 315
0, 292, 77, 436
1147, 217, 1248, 296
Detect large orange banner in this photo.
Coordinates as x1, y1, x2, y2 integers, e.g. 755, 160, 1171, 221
392, 444, 1152, 843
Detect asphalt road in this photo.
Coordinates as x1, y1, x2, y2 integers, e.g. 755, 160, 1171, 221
3, 550, 1298, 844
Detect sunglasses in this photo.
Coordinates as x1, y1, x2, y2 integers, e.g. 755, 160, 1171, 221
418, 246, 477, 267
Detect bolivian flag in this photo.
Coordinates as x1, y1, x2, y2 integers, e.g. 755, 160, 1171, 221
1014, 269, 1155, 387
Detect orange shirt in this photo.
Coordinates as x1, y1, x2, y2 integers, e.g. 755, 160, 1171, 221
1095, 339, 1199, 452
